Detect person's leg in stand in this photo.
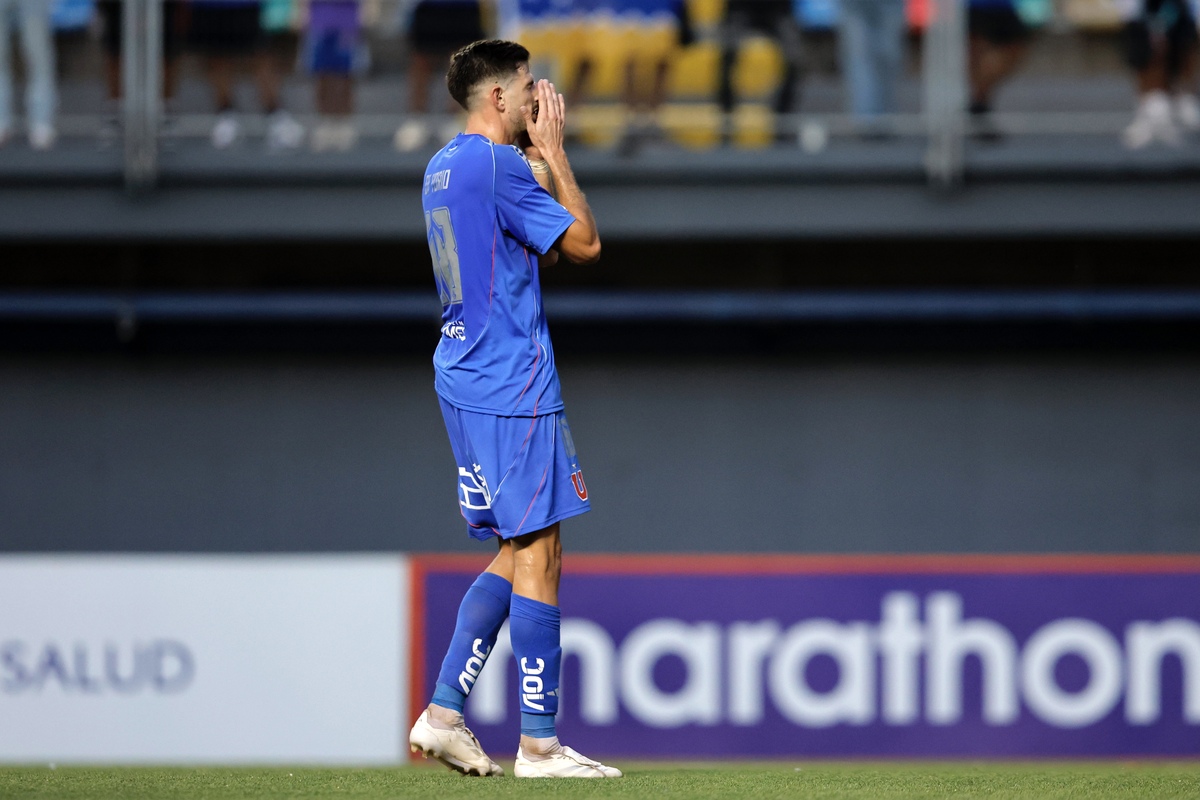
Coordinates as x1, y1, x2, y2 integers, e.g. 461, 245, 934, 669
1166, 9, 1199, 131
395, 45, 439, 150
1121, 14, 1177, 148
396, 0, 475, 151
17, 0, 57, 149
967, 9, 1027, 139
770, 9, 803, 139
717, 6, 747, 143
253, 8, 302, 149
0, 0, 15, 145
206, 39, 242, 148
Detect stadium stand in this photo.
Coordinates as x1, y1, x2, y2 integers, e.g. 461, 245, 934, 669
1, 0, 1199, 238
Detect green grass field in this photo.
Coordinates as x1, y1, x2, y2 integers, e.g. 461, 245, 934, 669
2, 761, 1199, 799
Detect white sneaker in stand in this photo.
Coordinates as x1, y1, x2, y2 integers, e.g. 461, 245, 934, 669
211, 111, 240, 149
514, 745, 623, 778
408, 709, 503, 777
393, 119, 429, 152
1122, 91, 1180, 149
267, 110, 305, 151
29, 124, 56, 151
1173, 93, 1200, 133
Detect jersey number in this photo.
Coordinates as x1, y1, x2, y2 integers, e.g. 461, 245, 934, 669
426, 206, 462, 307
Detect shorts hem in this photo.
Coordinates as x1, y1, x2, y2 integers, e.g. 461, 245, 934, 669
467, 504, 591, 541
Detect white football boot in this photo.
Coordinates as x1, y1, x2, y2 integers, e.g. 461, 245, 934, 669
408, 709, 503, 777
513, 745, 623, 778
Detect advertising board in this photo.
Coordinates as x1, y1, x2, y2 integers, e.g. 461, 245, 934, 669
0, 555, 407, 764
412, 554, 1200, 758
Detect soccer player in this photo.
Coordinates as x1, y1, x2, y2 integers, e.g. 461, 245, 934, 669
407, 39, 620, 779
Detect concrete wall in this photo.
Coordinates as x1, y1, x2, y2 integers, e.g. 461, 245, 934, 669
3, 353, 1198, 553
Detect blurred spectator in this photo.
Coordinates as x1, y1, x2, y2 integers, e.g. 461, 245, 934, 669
97, 0, 183, 142
566, 0, 690, 155
717, 0, 804, 143
260, 0, 304, 115
305, 0, 374, 150
188, 0, 304, 149
0, 0, 57, 149
967, 0, 1030, 139
1119, 0, 1198, 148
393, 0, 485, 151
616, 0, 691, 155
836, 0, 906, 135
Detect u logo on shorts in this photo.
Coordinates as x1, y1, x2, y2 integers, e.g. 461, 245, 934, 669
570, 469, 588, 501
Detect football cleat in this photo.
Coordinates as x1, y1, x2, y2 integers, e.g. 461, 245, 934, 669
408, 709, 503, 777
513, 745, 622, 778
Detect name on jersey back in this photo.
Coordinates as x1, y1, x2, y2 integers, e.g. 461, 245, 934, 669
424, 170, 451, 195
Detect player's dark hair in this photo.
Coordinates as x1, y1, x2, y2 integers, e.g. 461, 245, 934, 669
446, 39, 531, 111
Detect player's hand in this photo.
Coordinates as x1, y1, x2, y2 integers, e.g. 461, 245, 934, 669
515, 130, 544, 163
520, 79, 565, 158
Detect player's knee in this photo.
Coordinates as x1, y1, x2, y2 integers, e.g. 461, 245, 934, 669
513, 526, 562, 583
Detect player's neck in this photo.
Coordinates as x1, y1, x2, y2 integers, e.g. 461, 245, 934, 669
464, 113, 516, 146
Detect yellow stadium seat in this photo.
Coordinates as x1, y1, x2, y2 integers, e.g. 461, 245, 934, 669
732, 36, 784, 101
626, 21, 680, 95
661, 102, 722, 149
573, 103, 629, 147
516, 24, 563, 81
668, 41, 721, 99
687, 0, 726, 31
518, 21, 593, 87
568, 18, 627, 100
732, 103, 774, 149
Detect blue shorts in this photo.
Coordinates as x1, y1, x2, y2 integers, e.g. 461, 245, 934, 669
438, 397, 591, 540
305, 1, 360, 75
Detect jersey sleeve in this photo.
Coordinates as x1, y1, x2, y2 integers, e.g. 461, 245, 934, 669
494, 146, 577, 256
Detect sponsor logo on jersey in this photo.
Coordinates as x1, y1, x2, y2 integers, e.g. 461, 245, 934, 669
440, 320, 465, 341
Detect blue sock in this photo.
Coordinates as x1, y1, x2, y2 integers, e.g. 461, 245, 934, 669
432, 572, 512, 713
509, 593, 561, 738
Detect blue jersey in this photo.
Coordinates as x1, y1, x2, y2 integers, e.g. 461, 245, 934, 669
423, 134, 576, 417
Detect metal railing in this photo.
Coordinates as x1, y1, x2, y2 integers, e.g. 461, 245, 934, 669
122, 0, 161, 191
923, 0, 967, 188
57, 0, 1143, 191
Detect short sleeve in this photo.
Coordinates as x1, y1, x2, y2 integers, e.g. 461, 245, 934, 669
494, 147, 577, 256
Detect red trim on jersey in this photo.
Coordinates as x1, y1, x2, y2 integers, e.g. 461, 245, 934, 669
488, 219, 497, 309
512, 247, 541, 414
514, 459, 551, 536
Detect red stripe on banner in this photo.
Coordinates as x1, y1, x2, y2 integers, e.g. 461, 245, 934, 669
408, 558, 427, 732
409, 553, 1200, 576
408, 552, 497, 731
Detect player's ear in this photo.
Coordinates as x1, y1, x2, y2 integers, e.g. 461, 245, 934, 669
490, 82, 505, 112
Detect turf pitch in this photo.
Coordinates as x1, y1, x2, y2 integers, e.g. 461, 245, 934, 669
2, 761, 1199, 799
